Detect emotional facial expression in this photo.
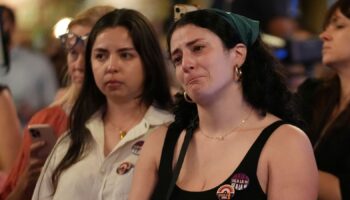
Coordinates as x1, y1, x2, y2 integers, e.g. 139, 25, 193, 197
170, 24, 239, 102
91, 27, 144, 101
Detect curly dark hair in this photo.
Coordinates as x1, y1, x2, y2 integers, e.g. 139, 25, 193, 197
166, 9, 301, 131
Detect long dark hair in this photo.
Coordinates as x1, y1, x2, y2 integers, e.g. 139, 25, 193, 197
323, 0, 350, 28
51, 9, 173, 192
167, 9, 300, 131
302, 0, 350, 144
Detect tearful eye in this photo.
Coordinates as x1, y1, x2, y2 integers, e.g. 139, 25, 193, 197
172, 56, 182, 67
192, 45, 204, 52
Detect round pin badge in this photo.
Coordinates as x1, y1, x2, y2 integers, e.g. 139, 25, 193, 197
231, 173, 250, 191
131, 140, 144, 155
116, 162, 134, 175
216, 184, 235, 200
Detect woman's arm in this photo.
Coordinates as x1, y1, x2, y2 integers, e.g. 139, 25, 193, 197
266, 125, 318, 200
0, 89, 22, 172
129, 126, 168, 200
318, 170, 341, 200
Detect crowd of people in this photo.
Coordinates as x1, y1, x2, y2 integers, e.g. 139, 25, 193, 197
0, 0, 349, 199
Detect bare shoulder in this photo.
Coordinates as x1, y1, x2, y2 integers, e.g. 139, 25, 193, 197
262, 121, 315, 167
146, 125, 169, 146
142, 125, 169, 166
260, 121, 318, 199
269, 123, 311, 148
255, 114, 311, 149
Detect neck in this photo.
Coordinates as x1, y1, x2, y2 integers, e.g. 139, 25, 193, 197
104, 98, 147, 129
337, 73, 350, 108
197, 86, 253, 134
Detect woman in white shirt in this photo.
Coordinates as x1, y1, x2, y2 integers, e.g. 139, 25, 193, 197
32, 9, 173, 200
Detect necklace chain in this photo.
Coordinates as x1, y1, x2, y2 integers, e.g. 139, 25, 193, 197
106, 112, 143, 139
199, 109, 252, 141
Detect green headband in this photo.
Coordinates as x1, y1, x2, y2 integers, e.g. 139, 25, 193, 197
209, 9, 260, 46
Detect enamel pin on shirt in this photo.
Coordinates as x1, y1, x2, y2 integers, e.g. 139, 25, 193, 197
216, 184, 235, 200
131, 140, 144, 155
231, 173, 250, 191
116, 162, 134, 175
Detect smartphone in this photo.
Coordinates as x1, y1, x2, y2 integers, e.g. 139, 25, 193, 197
174, 4, 199, 21
28, 124, 57, 157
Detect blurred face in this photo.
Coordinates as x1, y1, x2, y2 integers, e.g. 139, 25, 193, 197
91, 27, 144, 102
66, 25, 91, 86
320, 9, 350, 67
170, 24, 239, 103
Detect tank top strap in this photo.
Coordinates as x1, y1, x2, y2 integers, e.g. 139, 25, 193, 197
237, 120, 287, 173
152, 123, 183, 199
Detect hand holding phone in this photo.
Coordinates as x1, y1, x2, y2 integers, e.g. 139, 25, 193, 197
28, 124, 57, 158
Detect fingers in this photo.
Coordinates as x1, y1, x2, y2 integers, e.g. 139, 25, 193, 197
27, 157, 45, 183
30, 140, 49, 159
30, 140, 45, 154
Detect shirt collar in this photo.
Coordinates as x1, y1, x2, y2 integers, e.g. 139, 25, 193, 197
85, 105, 173, 155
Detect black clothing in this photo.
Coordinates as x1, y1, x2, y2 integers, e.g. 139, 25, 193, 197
152, 120, 286, 200
297, 78, 350, 199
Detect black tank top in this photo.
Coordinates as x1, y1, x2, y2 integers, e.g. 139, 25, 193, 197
152, 120, 286, 200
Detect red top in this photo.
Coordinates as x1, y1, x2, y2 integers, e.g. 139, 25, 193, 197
0, 105, 68, 199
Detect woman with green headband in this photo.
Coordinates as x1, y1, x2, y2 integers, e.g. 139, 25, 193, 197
130, 8, 318, 200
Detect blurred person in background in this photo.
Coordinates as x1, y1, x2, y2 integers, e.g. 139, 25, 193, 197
0, 5, 58, 126
230, 0, 303, 38
297, 0, 350, 199
0, 85, 21, 188
32, 8, 173, 200
0, 6, 22, 191
230, 0, 324, 93
0, 5, 115, 200
0, 84, 21, 192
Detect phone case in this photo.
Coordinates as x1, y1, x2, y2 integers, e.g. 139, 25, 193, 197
174, 4, 199, 21
28, 124, 57, 157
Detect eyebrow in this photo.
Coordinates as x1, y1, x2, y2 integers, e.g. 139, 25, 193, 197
117, 47, 136, 52
330, 15, 339, 22
171, 38, 203, 58
92, 47, 135, 53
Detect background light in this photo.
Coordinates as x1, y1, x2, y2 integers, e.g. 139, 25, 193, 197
53, 17, 72, 38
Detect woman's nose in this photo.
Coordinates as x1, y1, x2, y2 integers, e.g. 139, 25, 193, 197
181, 52, 195, 72
106, 55, 119, 73
74, 53, 85, 70
319, 28, 332, 41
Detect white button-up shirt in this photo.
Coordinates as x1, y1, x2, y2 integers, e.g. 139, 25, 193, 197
32, 106, 173, 200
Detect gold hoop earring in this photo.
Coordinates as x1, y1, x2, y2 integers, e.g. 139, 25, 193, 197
184, 92, 194, 103
234, 65, 242, 81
